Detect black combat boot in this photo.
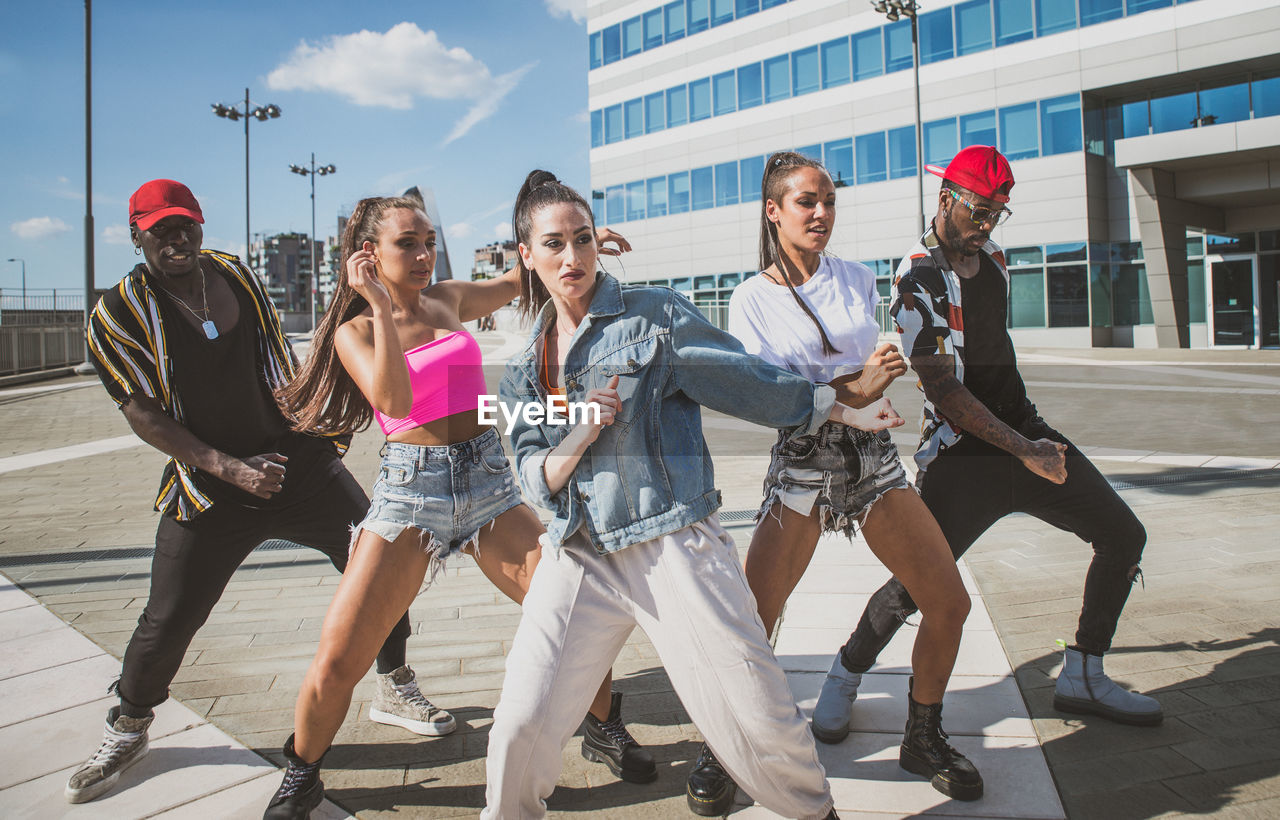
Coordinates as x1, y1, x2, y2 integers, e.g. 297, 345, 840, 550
263, 734, 325, 820
580, 691, 657, 784
685, 742, 737, 817
898, 678, 983, 801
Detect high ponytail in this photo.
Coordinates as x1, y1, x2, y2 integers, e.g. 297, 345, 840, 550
512, 169, 596, 320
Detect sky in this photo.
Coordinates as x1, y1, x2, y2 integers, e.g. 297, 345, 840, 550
0, 0, 591, 293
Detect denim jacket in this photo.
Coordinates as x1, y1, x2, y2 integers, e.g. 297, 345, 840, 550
499, 273, 836, 554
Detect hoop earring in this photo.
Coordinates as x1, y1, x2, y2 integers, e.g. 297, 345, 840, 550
134, 247, 142, 255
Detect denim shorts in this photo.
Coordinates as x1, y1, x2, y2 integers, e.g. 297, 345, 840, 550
758, 421, 912, 538
353, 428, 524, 584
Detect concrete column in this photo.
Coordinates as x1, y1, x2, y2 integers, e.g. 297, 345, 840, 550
1130, 167, 1191, 348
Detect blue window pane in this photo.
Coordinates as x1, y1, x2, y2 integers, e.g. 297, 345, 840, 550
884, 20, 913, 73
852, 29, 883, 80
667, 85, 689, 127
691, 166, 714, 210
820, 37, 851, 88
737, 0, 760, 17
740, 155, 765, 200
643, 9, 664, 49
713, 71, 737, 116
1119, 99, 1149, 137
1079, 0, 1123, 25
738, 63, 763, 109
764, 55, 790, 102
762, 0, 786, 7
1127, 0, 1172, 12
606, 185, 625, 223
689, 78, 712, 121
589, 31, 603, 70
1040, 94, 1082, 155
645, 92, 665, 133
668, 172, 691, 214
797, 143, 822, 161
960, 109, 997, 147
919, 8, 954, 64
1150, 90, 1197, 133
924, 117, 958, 166
715, 161, 739, 206
591, 191, 603, 225
624, 98, 644, 139
591, 109, 603, 148
856, 132, 888, 184
792, 46, 820, 96
1198, 81, 1250, 126
604, 104, 623, 144
999, 102, 1039, 160
646, 176, 668, 218
622, 16, 643, 57
993, 0, 1033, 46
1255, 74, 1280, 118
1035, 0, 1076, 35
665, 1, 686, 41
955, 0, 993, 55
626, 181, 646, 221
825, 138, 853, 187
888, 125, 917, 179
711, 0, 734, 26
603, 25, 621, 64
688, 0, 710, 34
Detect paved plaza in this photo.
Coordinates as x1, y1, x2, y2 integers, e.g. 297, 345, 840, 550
1, 329, 1278, 818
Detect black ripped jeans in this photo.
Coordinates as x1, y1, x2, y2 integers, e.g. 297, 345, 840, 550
841, 412, 1146, 672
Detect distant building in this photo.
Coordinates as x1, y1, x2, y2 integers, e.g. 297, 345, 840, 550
251, 232, 316, 313
473, 240, 518, 280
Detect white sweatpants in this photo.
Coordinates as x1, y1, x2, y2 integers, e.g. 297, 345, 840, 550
482, 516, 833, 820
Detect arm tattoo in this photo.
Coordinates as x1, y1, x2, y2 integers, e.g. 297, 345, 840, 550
913, 355, 1028, 456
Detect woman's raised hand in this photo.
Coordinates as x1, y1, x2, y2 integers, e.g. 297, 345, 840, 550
595, 227, 632, 257
347, 241, 392, 311
580, 375, 622, 443
856, 342, 908, 399
835, 396, 905, 433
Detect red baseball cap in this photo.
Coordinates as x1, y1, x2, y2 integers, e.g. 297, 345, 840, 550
128, 179, 204, 231
925, 145, 1015, 204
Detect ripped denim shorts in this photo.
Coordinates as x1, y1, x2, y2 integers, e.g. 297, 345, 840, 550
353, 428, 524, 584
758, 421, 912, 538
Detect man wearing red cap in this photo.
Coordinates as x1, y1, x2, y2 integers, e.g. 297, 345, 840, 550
810, 146, 1160, 787
67, 180, 451, 805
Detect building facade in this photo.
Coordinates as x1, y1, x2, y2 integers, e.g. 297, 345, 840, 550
587, 0, 1280, 348
473, 240, 519, 279
251, 232, 316, 314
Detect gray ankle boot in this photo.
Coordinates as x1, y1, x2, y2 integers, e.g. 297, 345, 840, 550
1054, 647, 1162, 726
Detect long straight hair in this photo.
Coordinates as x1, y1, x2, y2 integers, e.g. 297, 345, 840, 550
276, 196, 427, 434
512, 169, 597, 321
758, 151, 841, 356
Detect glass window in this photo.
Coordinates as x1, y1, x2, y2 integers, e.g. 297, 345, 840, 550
1150, 89, 1197, 133
1187, 260, 1205, 324
798, 143, 822, 162
645, 92, 665, 133
1206, 233, 1255, 253
603, 25, 621, 64
884, 20, 913, 73
606, 185, 625, 223
737, 0, 760, 16
737, 63, 763, 110
626, 181, 646, 221
1000, 102, 1039, 160
1118, 98, 1149, 138
821, 37, 851, 88
624, 97, 644, 139
689, 77, 712, 121
1127, 0, 1172, 12
591, 190, 604, 225
762, 0, 786, 7
647, 177, 668, 218
1046, 242, 1086, 262
764, 55, 790, 102
1089, 263, 1111, 327
1113, 263, 1152, 325
665, 1, 686, 41
856, 132, 888, 184
711, 0, 734, 26
888, 125, 917, 179
1007, 246, 1043, 266
955, 0, 993, 55
852, 29, 883, 81
792, 46, 820, 96
622, 16, 643, 57
993, 0, 1034, 47
667, 85, 688, 127
1185, 234, 1204, 258
1079, 0, 1123, 26
713, 71, 737, 116
960, 109, 997, 147
825, 138, 854, 187
715, 161, 739, 206
604, 104, 623, 144
1048, 265, 1088, 327
691, 166, 714, 210
919, 8, 954, 65
589, 31, 603, 70
740, 155, 765, 201
668, 172, 691, 214
1035, 0, 1076, 36
1010, 268, 1046, 327
591, 109, 603, 148
1198, 80, 1250, 126
643, 9, 664, 49
924, 117, 958, 167
688, 0, 710, 34
1041, 94, 1082, 155
719, 272, 742, 288
1254, 72, 1280, 118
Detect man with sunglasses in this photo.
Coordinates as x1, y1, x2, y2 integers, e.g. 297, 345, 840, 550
810, 148, 1160, 770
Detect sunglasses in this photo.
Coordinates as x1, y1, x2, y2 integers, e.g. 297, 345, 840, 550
947, 189, 1013, 227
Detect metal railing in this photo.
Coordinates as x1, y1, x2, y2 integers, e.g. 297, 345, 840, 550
0, 289, 87, 375
690, 296, 894, 333
0, 289, 86, 327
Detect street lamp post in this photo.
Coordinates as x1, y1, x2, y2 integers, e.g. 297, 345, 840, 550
870, 0, 925, 235
211, 89, 281, 271
5, 258, 26, 312
288, 155, 337, 334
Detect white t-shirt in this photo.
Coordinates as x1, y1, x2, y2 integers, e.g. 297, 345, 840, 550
729, 256, 881, 384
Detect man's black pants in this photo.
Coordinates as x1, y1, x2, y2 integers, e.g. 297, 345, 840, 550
117, 469, 412, 710
842, 412, 1146, 671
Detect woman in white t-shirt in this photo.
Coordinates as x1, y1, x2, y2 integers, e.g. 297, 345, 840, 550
687, 152, 983, 807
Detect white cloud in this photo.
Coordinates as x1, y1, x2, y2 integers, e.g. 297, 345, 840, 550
492, 221, 512, 241
11, 216, 71, 240
448, 222, 475, 241
101, 224, 131, 245
544, 0, 586, 24
442, 62, 537, 146
446, 200, 514, 247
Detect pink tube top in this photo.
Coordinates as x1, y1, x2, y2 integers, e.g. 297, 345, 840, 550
374, 331, 488, 436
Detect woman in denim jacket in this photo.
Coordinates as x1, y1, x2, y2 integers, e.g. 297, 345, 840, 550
481, 171, 902, 820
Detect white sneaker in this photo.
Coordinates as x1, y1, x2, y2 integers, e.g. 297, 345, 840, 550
811, 655, 862, 743
65, 707, 153, 803
369, 665, 457, 736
